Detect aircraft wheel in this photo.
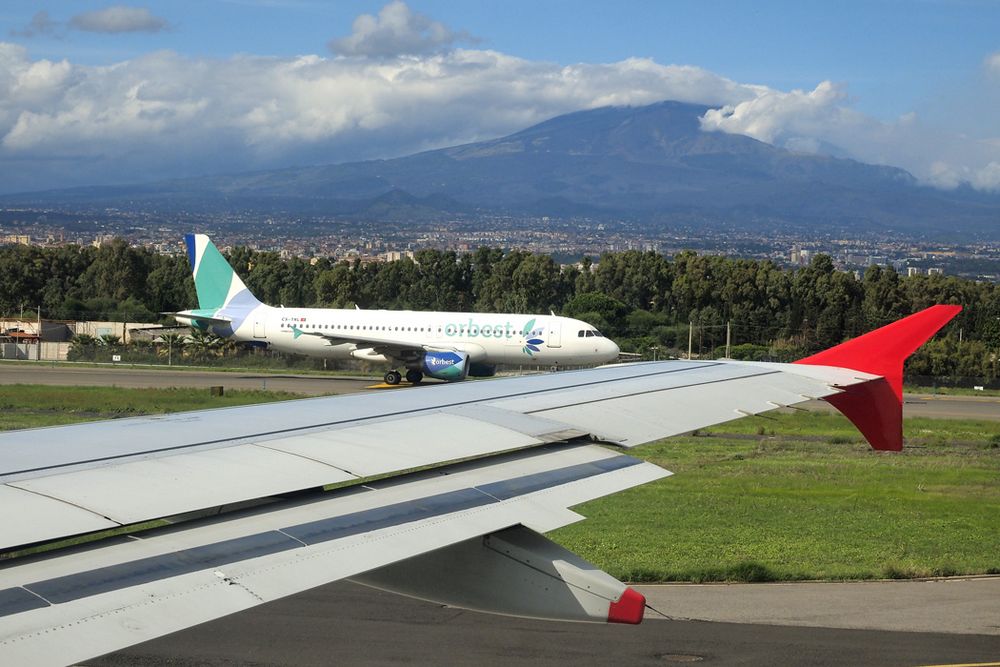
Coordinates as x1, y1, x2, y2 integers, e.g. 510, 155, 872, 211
406, 370, 423, 385
384, 370, 402, 385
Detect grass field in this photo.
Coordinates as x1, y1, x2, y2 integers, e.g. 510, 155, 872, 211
0, 384, 301, 431
1, 386, 997, 582
551, 411, 1000, 582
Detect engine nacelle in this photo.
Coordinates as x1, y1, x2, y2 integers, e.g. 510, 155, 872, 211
421, 351, 470, 382
468, 362, 497, 377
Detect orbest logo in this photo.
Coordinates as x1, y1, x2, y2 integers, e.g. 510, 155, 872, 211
443, 319, 520, 339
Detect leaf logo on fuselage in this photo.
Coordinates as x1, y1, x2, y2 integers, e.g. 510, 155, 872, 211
521, 318, 544, 356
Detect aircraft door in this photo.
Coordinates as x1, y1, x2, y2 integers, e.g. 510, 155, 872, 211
253, 320, 266, 338
546, 320, 562, 348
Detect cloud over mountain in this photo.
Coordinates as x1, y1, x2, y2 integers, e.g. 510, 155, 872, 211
0, 1, 997, 194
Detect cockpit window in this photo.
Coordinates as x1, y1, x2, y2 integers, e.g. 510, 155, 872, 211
578, 330, 585, 337
585, 330, 594, 337
594, 330, 603, 337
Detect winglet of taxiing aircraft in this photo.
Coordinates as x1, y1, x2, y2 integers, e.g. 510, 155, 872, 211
172, 234, 621, 384
0, 285, 961, 664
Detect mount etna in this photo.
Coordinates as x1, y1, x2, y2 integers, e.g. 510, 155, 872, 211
5, 101, 998, 237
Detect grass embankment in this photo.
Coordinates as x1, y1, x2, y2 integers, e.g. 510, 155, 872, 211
551, 411, 1000, 582
1, 387, 997, 582
0, 385, 301, 431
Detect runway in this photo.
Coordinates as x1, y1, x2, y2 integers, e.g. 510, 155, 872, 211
3, 363, 1000, 420
86, 579, 1000, 667
0, 363, 375, 396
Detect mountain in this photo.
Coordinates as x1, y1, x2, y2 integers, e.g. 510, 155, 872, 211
5, 101, 999, 236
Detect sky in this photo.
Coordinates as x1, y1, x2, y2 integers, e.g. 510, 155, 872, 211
1, 0, 999, 194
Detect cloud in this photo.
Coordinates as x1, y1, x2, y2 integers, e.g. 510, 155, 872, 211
9, 11, 59, 38
69, 6, 169, 34
328, 1, 470, 57
700, 80, 1000, 191
0, 29, 998, 194
986, 52, 1000, 75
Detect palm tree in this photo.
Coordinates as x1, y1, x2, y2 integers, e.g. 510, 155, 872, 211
69, 333, 98, 361
186, 329, 222, 362
157, 332, 187, 366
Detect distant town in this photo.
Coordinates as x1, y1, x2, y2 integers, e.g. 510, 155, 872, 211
2, 206, 999, 281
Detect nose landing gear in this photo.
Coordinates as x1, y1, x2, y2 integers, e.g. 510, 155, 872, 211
383, 370, 402, 385
405, 370, 423, 385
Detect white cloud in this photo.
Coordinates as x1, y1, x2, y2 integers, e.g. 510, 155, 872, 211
0, 27, 998, 194
69, 6, 169, 34
328, 1, 469, 57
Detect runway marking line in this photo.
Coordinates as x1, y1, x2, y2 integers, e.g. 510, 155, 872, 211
917, 662, 1000, 667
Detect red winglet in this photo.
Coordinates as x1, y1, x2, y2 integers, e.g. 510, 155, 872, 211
607, 587, 645, 624
793, 305, 962, 451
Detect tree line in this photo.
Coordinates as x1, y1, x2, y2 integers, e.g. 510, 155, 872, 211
1, 239, 997, 380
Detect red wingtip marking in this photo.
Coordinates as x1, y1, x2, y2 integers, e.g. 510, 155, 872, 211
607, 587, 645, 624
794, 305, 961, 451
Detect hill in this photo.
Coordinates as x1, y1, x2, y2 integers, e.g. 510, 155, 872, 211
5, 101, 999, 236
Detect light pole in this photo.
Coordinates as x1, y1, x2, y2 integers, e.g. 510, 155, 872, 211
650, 345, 659, 362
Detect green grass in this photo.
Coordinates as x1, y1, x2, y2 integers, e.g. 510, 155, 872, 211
0, 385, 301, 430
551, 412, 1000, 582
2, 387, 997, 582
905, 384, 1000, 397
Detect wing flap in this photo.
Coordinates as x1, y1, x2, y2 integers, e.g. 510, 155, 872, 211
8, 445, 358, 526
0, 486, 119, 549
0, 445, 669, 666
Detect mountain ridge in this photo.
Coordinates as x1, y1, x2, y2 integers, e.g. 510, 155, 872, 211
3, 100, 997, 236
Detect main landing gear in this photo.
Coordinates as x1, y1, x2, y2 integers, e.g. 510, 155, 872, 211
383, 369, 423, 385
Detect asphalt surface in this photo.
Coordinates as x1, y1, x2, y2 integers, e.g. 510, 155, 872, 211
0, 363, 376, 395
85, 580, 1000, 667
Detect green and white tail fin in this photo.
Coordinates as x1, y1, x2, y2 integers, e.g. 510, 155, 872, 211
184, 234, 261, 310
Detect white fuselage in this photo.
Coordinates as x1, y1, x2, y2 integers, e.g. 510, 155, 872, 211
229, 304, 620, 367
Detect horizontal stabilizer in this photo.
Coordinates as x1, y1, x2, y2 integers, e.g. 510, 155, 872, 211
794, 304, 961, 450
352, 525, 645, 624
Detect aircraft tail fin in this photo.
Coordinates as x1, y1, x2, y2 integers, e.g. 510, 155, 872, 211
184, 234, 260, 311
794, 304, 962, 451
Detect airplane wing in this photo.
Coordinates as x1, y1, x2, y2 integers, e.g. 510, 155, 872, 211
0, 306, 960, 666
289, 325, 482, 361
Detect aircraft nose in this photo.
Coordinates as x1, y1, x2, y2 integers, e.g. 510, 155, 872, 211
605, 338, 620, 361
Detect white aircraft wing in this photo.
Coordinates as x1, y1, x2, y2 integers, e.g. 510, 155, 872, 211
287, 325, 475, 360
0, 306, 961, 666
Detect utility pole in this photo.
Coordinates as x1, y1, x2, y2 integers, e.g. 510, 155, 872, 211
36, 305, 41, 361
687, 322, 693, 360
725, 320, 732, 359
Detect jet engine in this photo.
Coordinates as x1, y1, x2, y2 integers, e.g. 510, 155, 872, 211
421, 351, 470, 382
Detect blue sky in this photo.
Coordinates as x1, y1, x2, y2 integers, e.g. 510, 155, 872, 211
1, 1, 999, 192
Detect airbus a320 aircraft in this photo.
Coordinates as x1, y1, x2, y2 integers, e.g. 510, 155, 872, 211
0, 304, 960, 665
172, 234, 620, 384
